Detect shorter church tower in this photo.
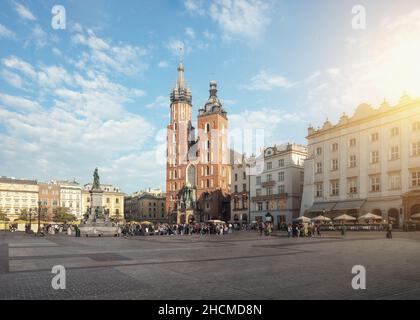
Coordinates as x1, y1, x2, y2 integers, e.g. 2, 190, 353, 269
195, 81, 231, 221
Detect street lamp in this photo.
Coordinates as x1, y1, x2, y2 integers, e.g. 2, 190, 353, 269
28, 209, 33, 233
37, 200, 42, 235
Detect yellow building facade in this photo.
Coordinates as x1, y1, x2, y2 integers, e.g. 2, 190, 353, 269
0, 177, 39, 221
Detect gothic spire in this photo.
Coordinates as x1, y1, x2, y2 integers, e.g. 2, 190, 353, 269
177, 62, 185, 89
170, 62, 192, 104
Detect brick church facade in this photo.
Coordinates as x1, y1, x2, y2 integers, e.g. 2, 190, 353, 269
166, 63, 231, 224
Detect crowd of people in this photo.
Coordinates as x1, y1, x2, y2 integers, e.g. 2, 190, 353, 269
24, 223, 76, 235
120, 222, 234, 237
286, 222, 322, 238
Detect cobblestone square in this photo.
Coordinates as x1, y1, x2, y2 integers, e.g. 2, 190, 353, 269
1, 231, 420, 300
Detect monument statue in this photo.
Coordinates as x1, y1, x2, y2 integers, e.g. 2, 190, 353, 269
93, 168, 100, 190
178, 183, 196, 210
78, 168, 117, 237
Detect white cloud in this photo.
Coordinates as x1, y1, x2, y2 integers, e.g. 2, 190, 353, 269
14, 2, 36, 21
100, 147, 166, 192
203, 30, 215, 40
157, 60, 169, 68
2, 55, 36, 78
0, 23, 16, 39
300, 8, 420, 124
209, 0, 271, 39
71, 28, 148, 76
32, 25, 47, 48
184, 0, 206, 16
165, 39, 190, 57
185, 27, 196, 39
2, 56, 76, 90
229, 108, 303, 152
0, 60, 154, 192
230, 108, 302, 130
146, 95, 168, 109
0, 93, 42, 112
327, 68, 341, 77
52, 47, 62, 56
241, 70, 293, 91
1, 70, 25, 88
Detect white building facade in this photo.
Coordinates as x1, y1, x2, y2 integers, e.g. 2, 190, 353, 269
300, 95, 420, 228
58, 181, 82, 218
250, 144, 307, 228
230, 155, 253, 223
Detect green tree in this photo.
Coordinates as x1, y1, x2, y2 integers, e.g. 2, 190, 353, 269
36, 207, 48, 221
18, 208, 30, 221
0, 208, 9, 221
53, 207, 76, 223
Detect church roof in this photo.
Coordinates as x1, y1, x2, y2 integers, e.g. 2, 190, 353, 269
198, 81, 227, 118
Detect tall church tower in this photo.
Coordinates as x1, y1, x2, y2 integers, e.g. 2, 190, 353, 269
166, 63, 194, 219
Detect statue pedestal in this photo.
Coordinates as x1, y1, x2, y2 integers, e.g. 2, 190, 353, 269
79, 188, 118, 237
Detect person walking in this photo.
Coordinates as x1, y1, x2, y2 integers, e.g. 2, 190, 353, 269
287, 224, 292, 238
386, 223, 393, 239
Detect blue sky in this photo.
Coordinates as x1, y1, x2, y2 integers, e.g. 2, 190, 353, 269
1, 0, 420, 193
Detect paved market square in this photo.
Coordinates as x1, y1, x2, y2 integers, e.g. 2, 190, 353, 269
1, 231, 420, 300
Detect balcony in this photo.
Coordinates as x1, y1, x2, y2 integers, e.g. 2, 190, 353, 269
262, 181, 275, 188
252, 193, 288, 202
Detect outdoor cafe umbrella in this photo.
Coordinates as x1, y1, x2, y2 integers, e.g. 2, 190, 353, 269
411, 213, 420, 220
294, 216, 311, 223
358, 213, 383, 221
206, 220, 226, 224
311, 215, 331, 222
333, 214, 356, 222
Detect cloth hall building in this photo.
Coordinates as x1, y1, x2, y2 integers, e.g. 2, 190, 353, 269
300, 95, 420, 227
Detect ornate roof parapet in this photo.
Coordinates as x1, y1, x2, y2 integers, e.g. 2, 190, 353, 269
308, 125, 315, 135
264, 143, 308, 157
379, 99, 391, 111
307, 93, 420, 136
322, 118, 332, 130
399, 92, 411, 105
338, 112, 349, 125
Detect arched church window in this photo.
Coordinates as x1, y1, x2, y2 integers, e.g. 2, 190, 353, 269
206, 123, 210, 133
206, 166, 210, 176
187, 165, 196, 186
